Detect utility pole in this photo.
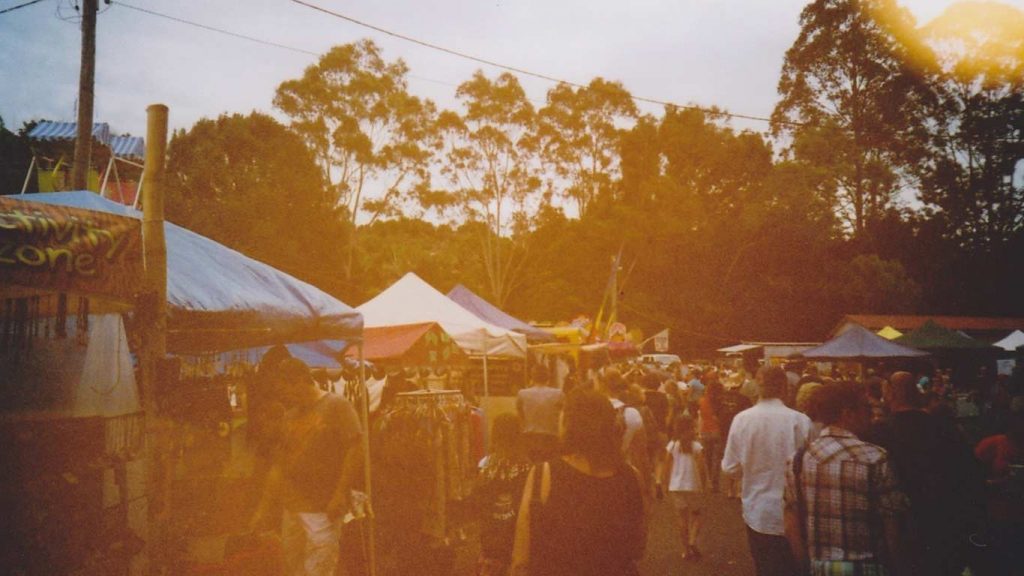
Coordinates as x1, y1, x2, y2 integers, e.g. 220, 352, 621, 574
72, 0, 98, 190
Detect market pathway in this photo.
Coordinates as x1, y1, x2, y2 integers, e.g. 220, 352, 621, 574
639, 491, 755, 576
448, 489, 755, 576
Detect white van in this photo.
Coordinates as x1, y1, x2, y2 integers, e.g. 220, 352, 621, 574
639, 353, 681, 369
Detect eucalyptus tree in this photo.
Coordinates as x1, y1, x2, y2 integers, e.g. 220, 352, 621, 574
915, 1, 1024, 249
771, 0, 936, 236
436, 71, 542, 307
164, 112, 351, 295
536, 78, 637, 217
275, 39, 439, 279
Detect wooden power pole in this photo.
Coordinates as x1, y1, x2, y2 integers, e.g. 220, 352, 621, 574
72, 0, 98, 190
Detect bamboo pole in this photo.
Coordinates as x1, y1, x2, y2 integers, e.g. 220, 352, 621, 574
358, 344, 377, 576
140, 103, 168, 575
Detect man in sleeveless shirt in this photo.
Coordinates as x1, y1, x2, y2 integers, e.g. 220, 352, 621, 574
517, 363, 564, 463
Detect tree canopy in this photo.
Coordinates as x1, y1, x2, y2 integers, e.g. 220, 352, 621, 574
157, 7, 1024, 352
164, 111, 351, 296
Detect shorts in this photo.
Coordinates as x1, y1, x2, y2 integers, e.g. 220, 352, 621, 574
670, 490, 704, 511
282, 510, 341, 576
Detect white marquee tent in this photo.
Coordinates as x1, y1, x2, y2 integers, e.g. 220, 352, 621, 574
357, 272, 528, 359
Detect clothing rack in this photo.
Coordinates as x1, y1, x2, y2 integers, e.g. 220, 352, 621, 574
375, 389, 470, 542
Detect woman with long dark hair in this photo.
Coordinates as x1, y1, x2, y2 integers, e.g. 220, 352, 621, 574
473, 413, 532, 576
698, 372, 724, 492
511, 389, 647, 576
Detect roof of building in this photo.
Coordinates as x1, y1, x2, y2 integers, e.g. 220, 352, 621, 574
834, 314, 1024, 336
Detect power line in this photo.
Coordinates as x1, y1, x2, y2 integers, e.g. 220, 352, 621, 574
0, 0, 47, 16
110, 0, 319, 56
107, 1, 544, 105
107, 0, 788, 127
289, 0, 790, 126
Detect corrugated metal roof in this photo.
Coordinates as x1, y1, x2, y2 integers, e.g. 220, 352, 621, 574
717, 343, 762, 354
28, 121, 111, 146
109, 135, 145, 160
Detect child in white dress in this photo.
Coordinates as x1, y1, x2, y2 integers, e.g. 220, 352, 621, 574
662, 415, 708, 561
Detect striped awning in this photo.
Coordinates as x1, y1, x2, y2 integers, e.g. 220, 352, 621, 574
109, 135, 145, 160
28, 121, 111, 146
27, 121, 144, 160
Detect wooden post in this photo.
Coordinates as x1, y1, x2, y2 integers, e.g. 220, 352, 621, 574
72, 0, 97, 190
140, 103, 168, 574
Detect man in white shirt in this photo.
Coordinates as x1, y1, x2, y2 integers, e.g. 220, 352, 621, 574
722, 366, 812, 576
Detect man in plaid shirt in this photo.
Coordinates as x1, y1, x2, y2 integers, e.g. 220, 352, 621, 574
784, 383, 908, 576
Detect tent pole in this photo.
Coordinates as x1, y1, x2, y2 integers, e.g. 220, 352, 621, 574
99, 155, 114, 198
482, 353, 489, 400
133, 170, 145, 210
20, 156, 36, 194
358, 343, 377, 576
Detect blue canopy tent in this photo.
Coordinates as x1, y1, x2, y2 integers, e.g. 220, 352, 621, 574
796, 324, 929, 360
252, 340, 351, 370
447, 283, 553, 343
18, 191, 363, 353
7, 191, 376, 574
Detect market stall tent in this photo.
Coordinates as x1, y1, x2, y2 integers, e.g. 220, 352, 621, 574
0, 314, 139, 419
1, 194, 143, 418
19, 191, 363, 353
345, 322, 467, 366
895, 320, 994, 351
796, 324, 929, 360
876, 326, 903, 340
358, 273, 527, 358
0, 194, 148, 575
446, 284, 554, 343
995, 330, 1024, 352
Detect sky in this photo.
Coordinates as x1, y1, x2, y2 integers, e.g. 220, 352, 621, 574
1, 0, 1008, 142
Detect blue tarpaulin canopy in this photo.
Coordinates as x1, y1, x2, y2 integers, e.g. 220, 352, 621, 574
235, 340, 350, 369
447, 284, 553, 343
19, 191, 362, 354
796, 324, 929, 360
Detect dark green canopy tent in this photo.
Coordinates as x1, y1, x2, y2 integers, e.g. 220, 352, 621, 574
895, 319, 993, 350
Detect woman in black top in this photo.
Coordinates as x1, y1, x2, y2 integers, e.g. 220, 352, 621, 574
512, 389, 647, 576
473, 413, 532, 576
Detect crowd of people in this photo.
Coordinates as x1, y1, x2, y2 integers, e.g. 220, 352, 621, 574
245, 346, 1024, 576
500, 359, 1023, 576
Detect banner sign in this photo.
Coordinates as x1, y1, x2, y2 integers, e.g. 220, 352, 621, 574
0, 196, 142, 303
653, 329, 670, 352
